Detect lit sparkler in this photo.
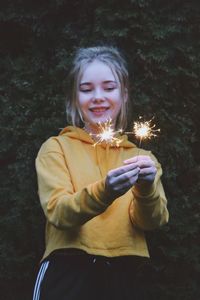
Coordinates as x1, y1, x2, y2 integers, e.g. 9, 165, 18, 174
125, 117, 160, 154
90, 119, 123, 147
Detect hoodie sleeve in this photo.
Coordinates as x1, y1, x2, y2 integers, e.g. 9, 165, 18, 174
129, 152, 169, 231
36, 138, 112, 229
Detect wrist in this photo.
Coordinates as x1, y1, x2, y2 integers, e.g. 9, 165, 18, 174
133, 180, 156, 198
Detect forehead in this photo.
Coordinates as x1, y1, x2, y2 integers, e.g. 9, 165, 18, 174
80, 60, 118, 83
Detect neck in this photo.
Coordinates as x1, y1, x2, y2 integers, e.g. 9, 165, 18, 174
83, 121, 116, 135
83, 123, 99, 135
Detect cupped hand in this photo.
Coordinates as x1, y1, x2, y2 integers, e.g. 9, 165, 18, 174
124, 155, 157, 185
105, 163, 140, 199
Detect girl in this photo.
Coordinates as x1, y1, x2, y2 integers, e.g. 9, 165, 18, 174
33, 46, 169, 300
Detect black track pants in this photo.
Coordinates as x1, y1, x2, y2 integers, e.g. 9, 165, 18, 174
33, 254, 151, 300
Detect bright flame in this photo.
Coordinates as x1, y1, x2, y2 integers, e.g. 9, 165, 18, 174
126, 117, 160, 141
90, 119, 123, 147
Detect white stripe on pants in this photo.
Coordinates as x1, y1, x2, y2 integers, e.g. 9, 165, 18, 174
33, 261, 49, 300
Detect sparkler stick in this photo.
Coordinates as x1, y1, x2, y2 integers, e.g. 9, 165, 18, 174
89, 119, 123, 147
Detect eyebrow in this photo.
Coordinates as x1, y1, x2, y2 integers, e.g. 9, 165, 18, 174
79, 80, 117, 86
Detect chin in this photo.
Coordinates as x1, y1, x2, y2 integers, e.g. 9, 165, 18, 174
95, 115, 112, 122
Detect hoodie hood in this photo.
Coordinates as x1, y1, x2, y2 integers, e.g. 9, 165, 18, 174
59, 126, 136, 149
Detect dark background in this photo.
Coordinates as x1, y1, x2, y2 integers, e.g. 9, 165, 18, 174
0, 1, 200, 299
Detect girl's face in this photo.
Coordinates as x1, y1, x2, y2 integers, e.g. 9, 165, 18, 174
78, 60, 123, 133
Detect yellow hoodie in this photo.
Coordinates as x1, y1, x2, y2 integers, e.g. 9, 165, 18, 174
36, 126, 169, 260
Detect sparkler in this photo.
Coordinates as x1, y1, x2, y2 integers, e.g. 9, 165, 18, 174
89, 119, 123, 147
125, 116, 160, 155
87, 117, 160, 149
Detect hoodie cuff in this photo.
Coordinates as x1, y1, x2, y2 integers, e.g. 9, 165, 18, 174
86, 178, 112, 207
132, 181, 157, 203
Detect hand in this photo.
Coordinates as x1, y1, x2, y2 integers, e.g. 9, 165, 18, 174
105, 163, 140, 200
124, 155, 157, 186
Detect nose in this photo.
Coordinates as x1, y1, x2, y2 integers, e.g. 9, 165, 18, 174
92, 88, 105, 102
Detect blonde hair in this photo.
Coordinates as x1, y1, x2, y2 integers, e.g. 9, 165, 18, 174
66, 46, 129, 130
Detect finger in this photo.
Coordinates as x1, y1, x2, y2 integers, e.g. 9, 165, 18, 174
113, 173, 139, 194
116, 167, 140, 184
124, 155, 151, 164
138, 174, 155, 183
138, 165, 156, 175
108, 167, 139, 187
107, 167, 139, 194
137, 160, 155, 169
139, 167, 156, 176
109, 163, 138, 177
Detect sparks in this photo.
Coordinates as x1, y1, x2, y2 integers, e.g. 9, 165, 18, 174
90, 119, 123, 147
126, 117, 160, 143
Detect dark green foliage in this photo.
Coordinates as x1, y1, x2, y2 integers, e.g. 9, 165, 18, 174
0, 1, 199, 299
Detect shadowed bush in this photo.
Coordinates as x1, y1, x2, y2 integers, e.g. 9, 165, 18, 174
0, 1, 199, 299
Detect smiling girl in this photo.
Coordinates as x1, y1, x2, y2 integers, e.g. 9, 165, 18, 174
33, 46, 169, 300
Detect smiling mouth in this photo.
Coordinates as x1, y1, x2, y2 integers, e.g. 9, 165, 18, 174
89, 107, 109, 112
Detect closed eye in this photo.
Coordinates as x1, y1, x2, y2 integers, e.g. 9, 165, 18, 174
105, 87, 116, 91
80, 88, 92, 92
103, 81, 118, 91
